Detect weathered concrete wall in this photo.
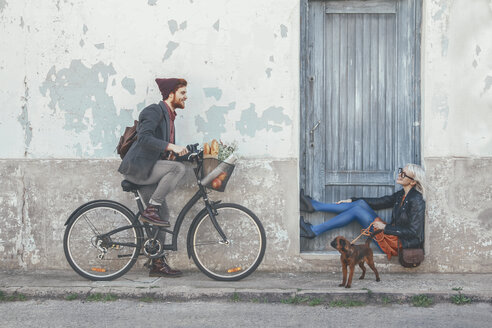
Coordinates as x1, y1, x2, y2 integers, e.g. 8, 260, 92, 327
2, 158, 491, 273
0, 0, 299, 158
422, 0, 492, 157
1, 0, 492, 273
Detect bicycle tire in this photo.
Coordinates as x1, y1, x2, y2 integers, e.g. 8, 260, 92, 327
189, 203, 266, 281
63, 201, 143, 281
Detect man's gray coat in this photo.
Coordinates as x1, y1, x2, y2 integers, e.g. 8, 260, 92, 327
118, 101, 171, 180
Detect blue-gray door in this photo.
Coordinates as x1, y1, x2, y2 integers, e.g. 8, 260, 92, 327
300, 0, 422, 252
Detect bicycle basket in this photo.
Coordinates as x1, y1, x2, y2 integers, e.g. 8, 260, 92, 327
200, 158, 235, 192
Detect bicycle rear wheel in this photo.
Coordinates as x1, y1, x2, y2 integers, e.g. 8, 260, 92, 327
63, 201, 142, 281
190, 203, 266, 281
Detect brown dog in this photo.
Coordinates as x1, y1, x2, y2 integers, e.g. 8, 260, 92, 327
330, 232, 382, 288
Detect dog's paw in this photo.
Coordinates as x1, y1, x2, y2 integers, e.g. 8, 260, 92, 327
338, 283, 345, 287
376, 278, 381, 282
359, 276, 365, 280
345, 285, 351, 289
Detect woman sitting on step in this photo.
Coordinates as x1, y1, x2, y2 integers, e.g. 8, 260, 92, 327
300, 164, 426, 259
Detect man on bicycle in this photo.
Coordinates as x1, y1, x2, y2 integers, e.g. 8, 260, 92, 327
118, 78, 189, 277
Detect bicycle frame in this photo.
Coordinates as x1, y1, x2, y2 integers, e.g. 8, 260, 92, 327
120, 156, 228, 256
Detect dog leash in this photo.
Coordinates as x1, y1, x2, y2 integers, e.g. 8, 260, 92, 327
351, 222, 374, 245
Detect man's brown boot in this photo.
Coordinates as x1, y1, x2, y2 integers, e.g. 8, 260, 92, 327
149, 258, 183, 277
141, 205, 170, 227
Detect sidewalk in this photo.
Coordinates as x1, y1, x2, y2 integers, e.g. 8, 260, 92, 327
1, 270, 491, 304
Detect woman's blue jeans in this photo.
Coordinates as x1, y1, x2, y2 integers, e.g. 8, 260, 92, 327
309, 199, 378, 236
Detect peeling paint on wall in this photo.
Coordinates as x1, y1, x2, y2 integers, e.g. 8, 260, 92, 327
432, 92, 449, 129
94, 43, 104, 49
148, 0, 158, 6
203, 87, 222, 100
482, 76, 492, 96
441, 36, 448, 56
79, 39, 84, 47
265, 68, 272, 78
236, 104, 292, 137
18, 77, 32, 156
0, 0, 7, 13
168, 20, 178, 35
38, 60, 134, 156
195, 102, 235, 139
83, 24, 88, 34
168, 20, 187, 34
162, 41, 179, 61
121, 77, 136, 95
213, 19, 220, 31
280, 24, 288, 38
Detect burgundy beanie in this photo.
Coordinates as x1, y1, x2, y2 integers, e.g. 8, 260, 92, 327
155, 78, 187, 100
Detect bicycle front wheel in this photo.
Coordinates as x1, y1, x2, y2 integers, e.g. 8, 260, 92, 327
63, 201, 142, 281
190, 203, 266, 281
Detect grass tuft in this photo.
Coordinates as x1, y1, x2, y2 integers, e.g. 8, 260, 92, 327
411, 294, 433, 307
65, 293, 78, 301
86, 293, 118, 302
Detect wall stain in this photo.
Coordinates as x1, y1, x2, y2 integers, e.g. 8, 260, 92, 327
121, 77, 136, 95
265, 68, 272, 78
79, 39, 84, 47
148, 0, 158, 6
83, 24, 88, 34
94, 43, 104, 49
18, 76, 32, 156
236, 104, 292, 137
39, 60, 135, 157
213, 20, 220, 31
203, 87, 222, 100
162, 41, 179, 61
195, 102, 236, 139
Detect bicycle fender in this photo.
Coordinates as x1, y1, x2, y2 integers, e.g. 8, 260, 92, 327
186, 206, 210, 259
64, 200, 136, 226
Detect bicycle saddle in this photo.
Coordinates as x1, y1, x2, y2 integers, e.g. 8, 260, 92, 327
121, 180, 142, 192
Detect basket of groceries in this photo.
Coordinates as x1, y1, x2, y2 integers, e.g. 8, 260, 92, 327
200, 139, 237, 192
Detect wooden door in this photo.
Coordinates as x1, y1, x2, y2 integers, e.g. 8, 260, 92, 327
300, 0, 421, 252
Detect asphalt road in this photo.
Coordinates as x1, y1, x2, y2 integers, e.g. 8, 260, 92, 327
1, 300, 491, 328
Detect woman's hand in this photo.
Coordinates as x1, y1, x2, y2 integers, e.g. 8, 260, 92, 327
336, 199, 352, 204
168, 144, 189, 156
373, 221, 386, 230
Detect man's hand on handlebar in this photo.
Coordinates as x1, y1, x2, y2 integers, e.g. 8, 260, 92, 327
168, 143, 189, 156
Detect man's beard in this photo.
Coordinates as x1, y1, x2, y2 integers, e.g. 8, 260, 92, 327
172, 99, 185, 109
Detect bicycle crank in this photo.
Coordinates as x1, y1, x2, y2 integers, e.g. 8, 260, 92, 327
143, 238, 164, 258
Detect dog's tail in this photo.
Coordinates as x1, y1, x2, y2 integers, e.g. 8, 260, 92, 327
365, 229, 383, 246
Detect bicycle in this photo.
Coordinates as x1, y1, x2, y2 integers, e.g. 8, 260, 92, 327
63, 148, 266, 281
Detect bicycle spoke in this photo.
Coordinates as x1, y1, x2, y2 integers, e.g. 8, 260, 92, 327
82, 213, 100, 236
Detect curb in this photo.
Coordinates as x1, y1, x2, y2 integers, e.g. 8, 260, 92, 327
1, 287, 490, 305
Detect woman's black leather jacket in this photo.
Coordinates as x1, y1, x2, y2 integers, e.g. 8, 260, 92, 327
352, 187, 425, 249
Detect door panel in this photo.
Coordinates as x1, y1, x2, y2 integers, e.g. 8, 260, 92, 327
300, 0, 421, 252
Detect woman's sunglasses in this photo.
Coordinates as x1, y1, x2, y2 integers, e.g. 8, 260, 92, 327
398, 168, 414, 180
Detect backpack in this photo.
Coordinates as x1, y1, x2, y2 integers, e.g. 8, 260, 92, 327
116, 107, 165, 159
116, 120, 138, 159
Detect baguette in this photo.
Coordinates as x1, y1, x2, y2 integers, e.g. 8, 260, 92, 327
211, 139, 219, 156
